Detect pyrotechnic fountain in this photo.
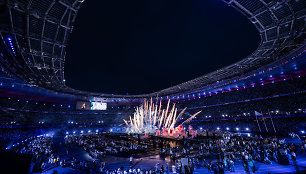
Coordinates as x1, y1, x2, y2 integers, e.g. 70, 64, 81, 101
124, 98, 201, 137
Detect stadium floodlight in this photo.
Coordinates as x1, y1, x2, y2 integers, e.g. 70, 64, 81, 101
236, 128, 239, 131
301, 131, 305, 134
217, 127, 220, 130
247, 133, 250, 137
81, 130, 83, 134
73, 131, 76, 134
246, 128, 249, 131
226, 127, 230, 130
66, 132, 69, 134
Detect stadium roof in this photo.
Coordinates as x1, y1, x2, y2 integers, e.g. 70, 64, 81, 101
0, 0, 305, 98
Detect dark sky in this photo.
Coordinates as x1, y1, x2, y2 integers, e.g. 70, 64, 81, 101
65, 0, 260, 95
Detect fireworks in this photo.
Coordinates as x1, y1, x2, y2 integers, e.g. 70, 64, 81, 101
124, 98, 201, 134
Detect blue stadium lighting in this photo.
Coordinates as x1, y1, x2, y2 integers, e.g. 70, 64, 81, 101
226, 127, 230, 130
88, 130, 91, 133
68, 105, 71, 108
247, 133, 251, 137
81, 130, 83, 134
246, 128, 249, 131
236, 127, 239, 131
96, 129, 99, 132
66, 132, 69, 134
217, 127, 220, 130
7, 37, 16, 55
73, 131, 76, 134
301, 131, 305, 134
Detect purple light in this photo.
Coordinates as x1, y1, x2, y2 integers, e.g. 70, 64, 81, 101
7, 37, 11, 41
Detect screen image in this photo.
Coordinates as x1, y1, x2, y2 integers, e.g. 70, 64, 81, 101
91, 102, 107, 110
76, 101, 91, 110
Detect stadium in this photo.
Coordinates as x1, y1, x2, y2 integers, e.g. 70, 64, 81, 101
0, 0, 305, 173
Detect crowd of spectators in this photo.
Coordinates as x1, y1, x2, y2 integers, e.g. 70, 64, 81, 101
65, 134, 148, 158
3, 130, 306, 174
158, 134, 305, 174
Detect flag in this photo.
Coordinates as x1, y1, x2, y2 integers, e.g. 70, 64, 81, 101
255, 111, 263, 116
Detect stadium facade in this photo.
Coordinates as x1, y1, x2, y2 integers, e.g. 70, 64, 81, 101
0, 0, 305, 131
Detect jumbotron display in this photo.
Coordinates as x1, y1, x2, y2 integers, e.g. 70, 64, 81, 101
76, 101, 107, 110
91, 102, 107, 110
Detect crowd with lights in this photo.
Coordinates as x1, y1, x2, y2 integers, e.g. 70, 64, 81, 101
65, 133, 148, 158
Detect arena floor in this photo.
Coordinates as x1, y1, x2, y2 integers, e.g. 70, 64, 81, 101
34, 135, 306, 174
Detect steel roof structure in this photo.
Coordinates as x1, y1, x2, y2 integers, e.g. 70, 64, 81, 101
0, 0, 305, 98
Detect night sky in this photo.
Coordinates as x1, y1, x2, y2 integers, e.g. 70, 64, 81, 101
65, 0, 260, 95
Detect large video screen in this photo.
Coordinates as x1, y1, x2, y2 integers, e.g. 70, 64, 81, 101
76, 101, 91, 110
91, 102, 107, 110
